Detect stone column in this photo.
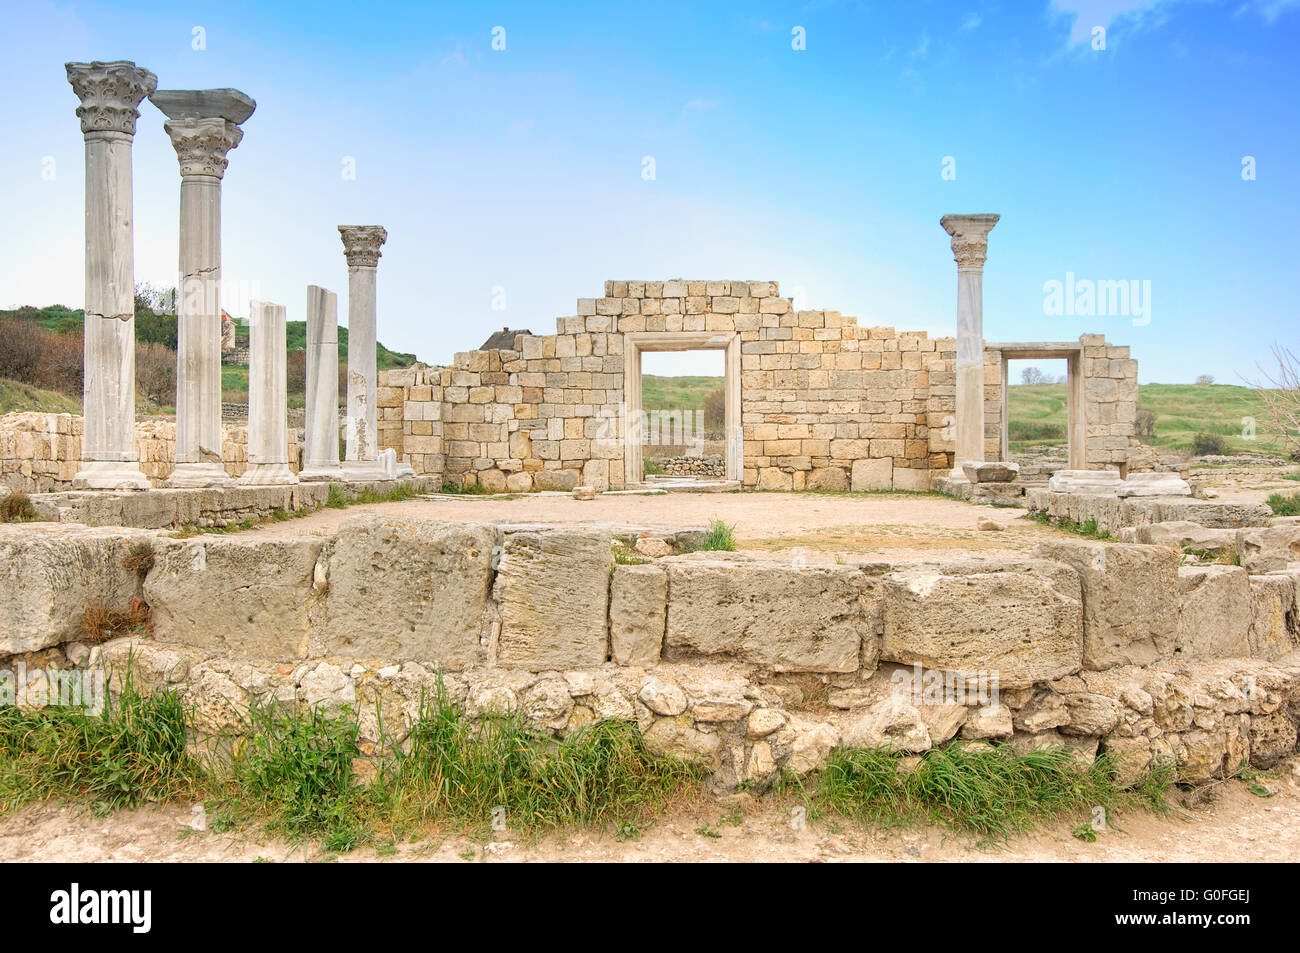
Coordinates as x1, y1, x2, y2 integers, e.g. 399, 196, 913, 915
940, 213, 999, 479
237, 301, 297, 485
65, 61, 156, 490
152, 89, 256, 487
338, 225, 388, 480
299, 285, 344, 481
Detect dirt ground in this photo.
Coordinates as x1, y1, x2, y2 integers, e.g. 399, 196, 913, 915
243, 490, 1068, 562
2, 765, 1297, 863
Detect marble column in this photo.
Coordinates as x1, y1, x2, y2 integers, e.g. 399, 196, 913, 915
237, 301, 297, 485
152, 89, 256, 487
299, 285, 344, 481
940, 213, 999, 479
65, 61, 156, 490
338, 225, 388, 480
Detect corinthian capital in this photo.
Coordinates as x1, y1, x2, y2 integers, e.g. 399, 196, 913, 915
65, 61, 157, 137
163, 117, 243, 178
940, 213, 1000, 270
339, 226, 389, 267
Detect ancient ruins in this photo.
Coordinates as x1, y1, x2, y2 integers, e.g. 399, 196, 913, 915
0, 58, 1297, 800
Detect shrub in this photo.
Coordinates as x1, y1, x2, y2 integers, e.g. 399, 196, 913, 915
0, 491, 39, 523
1192, 431, 1227, 456
1266, 492, 1300, 517
1135, 407, 1157, 442
0, 319, 47, 384
702, 387, 725, 432
135, 341, 176, 405
80, 598, 152, 643
35, 329, 84, 394
121, 541, 155, 576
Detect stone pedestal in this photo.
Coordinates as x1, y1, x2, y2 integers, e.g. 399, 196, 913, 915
238, 301, 297, 486
940, 214, 999, 481
66, 61, 157, 491
339, 225, 388, 481
154, 89, 255, 488
1047, 469, 1124, 494
300, 284, 345, 481
1119, 472, 1192, 498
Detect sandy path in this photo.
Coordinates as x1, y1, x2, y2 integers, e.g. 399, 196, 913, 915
239, 492, 1065, 560
2, 770, 1296, 863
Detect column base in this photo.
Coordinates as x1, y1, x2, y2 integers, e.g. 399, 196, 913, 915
342, 460, 392, 481
298, 464, 347, 482
72, 461, 152, 491
237, 463, 299, 486
167, 462, 236, 488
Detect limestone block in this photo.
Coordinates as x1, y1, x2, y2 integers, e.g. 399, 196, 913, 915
962, 461, 1020, 483
1237, 525, 1300, 574
610, 563, 666, 665
1047, 469, 1122, 494
851, 457, 892, 491
880, 560, 1083, 689
1175, 565, 1251, 660
318, 515, 500, 666
145, 537, 321, 659
1134, 520, 1237, 554
1035, 540, 1179, 670
1249, 573, 1298, 660
495, 529, 611, 669
1119, 472, 1191, 497
662, 554, 874, 673
0, 525, 159, 654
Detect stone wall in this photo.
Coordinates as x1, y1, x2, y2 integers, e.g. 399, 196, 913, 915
4, 517, 1298, 789
0, 412, 303, 493
379, 280, 1138, 491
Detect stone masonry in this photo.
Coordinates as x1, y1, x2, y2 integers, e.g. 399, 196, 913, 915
378, 280, 1138, 491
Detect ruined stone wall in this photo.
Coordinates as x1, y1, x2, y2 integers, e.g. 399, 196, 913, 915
373, 279, 1140, 492
0, 412, 302, 493
4, 517, 1298, 789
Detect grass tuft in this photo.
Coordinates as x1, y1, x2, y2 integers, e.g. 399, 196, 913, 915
689, 518, 737, 552
1266, 492, 1300, 517
1026, 511, 1113, 539
80, 598, 152, 643
120, 541, 155, 576
0, 491, 39, 523
812, 742, 1173, 844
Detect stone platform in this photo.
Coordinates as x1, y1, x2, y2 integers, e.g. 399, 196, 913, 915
27, 477, 439, 529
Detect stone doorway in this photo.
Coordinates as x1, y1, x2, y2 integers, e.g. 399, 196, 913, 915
622, 331, 741, 485
991, 343, 1085, 471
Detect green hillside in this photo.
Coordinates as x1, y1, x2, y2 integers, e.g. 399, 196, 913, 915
1008, 382, 1287, 455
641, 375, 722, 411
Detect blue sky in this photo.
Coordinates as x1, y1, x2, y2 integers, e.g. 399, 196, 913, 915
1, 0, 1296, 382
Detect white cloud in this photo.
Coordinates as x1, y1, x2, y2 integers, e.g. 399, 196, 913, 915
1049, 0, 1179, 45
961, 11, 984, 30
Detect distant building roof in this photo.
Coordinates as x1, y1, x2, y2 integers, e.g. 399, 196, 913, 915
480, 327, 531, 351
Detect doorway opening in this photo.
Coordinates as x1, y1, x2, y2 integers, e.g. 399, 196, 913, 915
623, 332, 741, 486
996, 344, 1084, 480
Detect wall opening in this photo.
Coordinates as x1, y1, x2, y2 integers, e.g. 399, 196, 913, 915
994, 345, 1085, 473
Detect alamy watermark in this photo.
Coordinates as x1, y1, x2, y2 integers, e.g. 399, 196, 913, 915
890, 663, 999, 707
1043, 272, 1151, 326
0, 662, 104, 715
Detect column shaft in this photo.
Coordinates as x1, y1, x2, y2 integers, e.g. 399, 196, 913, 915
238, 301, 297, 485
300, 285, 343, 480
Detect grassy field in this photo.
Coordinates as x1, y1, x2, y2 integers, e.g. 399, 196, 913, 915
641, 375, 723, 411
0, 378, 82, 414
1008, 382, 1287, 455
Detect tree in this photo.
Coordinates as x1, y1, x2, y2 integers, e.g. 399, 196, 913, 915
1249, 343, 1300, 461
702, 387, 725, 432
1020, 366, 1048, 385
1135, 407, 1157, 442
1195, 374, 1215, 385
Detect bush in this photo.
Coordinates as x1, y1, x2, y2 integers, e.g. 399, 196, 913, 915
0, 319, 47, 384
703, 387, 725, 432
286, 350, 307, 396
1, 491, 39, 523
135, 341, 176, 405
36, 329, 84, 394
1192, 431, 1227, 456
1135, 407, 1157, 442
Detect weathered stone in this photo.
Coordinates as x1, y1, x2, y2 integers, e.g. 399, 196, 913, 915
638, 676, 686, 716
843, 696, 931, 752
962, 461, 1019, 483
851, 457, 892, 491
1047, 469, 1122, 494
609, 563, 666, 666
1249, 709, 1298, 768
1134, 520, 1237, 554
495, 529, 611, 669
1118, 472, 1191, 497
1249, 574, 1298, 660
918, 703, 968, 744
0, 525, 158, 654
533, 469, 579, 491
747, 708, 787, 739
641, 715, 721, 764
880, 559, 1083, 689
781, 716, 841, 775
633, 536, 672, 558
1035, 541, 1179, 670
572, 484, 595, 501
662, 554, 873, 673
960, 703, 1014, 739
144, 536, 320, 659
1175, 565, 1251, 660
1237, 525, 1300, 574
317, 514, 499, 666
683, 676, 753, 722
1061, 692, 1123, 736
521, 676, 574, 731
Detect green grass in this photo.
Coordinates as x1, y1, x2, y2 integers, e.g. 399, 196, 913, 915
0, 669, 200, 814
1009, 381, 1290, 455
0, 378, 82, 415
811, 742, 1173, 844
689, 519, 737, 552
1266, 492, 1300, 516
640, 375, 722, 413
1026, 511, 1113, 539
